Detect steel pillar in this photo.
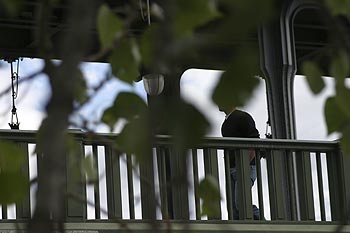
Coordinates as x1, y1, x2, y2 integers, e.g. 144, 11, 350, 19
259, 0, 300, 220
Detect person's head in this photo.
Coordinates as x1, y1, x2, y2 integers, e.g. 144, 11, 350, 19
218, 102, 235, 115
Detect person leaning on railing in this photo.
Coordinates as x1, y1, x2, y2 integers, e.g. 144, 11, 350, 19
219, 104, 260, 220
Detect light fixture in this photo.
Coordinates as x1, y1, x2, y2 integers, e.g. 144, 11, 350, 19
142, 73, 164, 96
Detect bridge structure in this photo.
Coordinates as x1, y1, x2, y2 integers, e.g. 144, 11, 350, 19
0, 0, 350, 232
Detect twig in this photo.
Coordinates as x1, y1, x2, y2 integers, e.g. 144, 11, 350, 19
0, 69, 43, 99
73, 70, 113, 112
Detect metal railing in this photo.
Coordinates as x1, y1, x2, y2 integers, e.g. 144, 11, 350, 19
0, 129, 349, 224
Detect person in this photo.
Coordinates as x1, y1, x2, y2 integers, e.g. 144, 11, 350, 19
219, 105, 260, 220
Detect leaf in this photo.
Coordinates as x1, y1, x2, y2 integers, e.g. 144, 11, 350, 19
340, 125, 350, 156
324, 96, 348, 134
302, 61, 325, 94
325, 0, 350, 16
109, 38, 140, 84
115, 116, 152, 161
212, 48, 260, 110
74, 69, 88, 104
340, 128, 350, 156
335, 86, 350, 119
330, 52, 350, 80
139, 25, 158, 67
81, 154, 98, 183
0, 0, 23, 16
102, 92, 147, 128
97, 4, 123, 48
172, 101, 209, 148
158, 99, 209, 149
173, 0, 220, 37
0, 172, 28, 204
66, 135, 85, 183
198, 175, 221, 217
0, 141, 25, 172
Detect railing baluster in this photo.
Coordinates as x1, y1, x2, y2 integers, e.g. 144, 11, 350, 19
66, 138, 86, 221
203, 148, 221, 219
192, 149, 200, 220
236, 149, 253, 220
316, 152, 326, 221
255, 150, 264, 220
295, 151, 315, 220
342, 150, 350, 223
126, 154, 135, 219
156, 147, 169, 219
266, 149, 289, 220
139, 151, 157, 220
224, 150, 233, 220
2, 205, 7, 219
168, 148, 189, 220
92, 144, 100, 219
105, 145, 122, 219
286, 150, 298, 220
16, 142, 31, 219
326, 149, 349, 222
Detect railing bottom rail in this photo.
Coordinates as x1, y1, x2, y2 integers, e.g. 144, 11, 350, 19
0, 221, 350, 233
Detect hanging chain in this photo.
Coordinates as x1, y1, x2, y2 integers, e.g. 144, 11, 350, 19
8, 58, 21, 130
140, 0, 151, 25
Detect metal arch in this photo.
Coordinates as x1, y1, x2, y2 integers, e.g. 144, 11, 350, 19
260, 0, 321, 140
282, 0, 323, 69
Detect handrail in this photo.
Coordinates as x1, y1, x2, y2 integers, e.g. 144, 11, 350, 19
0, 129, 340, 151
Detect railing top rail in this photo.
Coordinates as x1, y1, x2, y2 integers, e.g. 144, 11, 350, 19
0, 129, 340, 152
173, 136, 340, 152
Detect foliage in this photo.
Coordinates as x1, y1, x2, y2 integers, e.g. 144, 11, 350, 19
302, 61, 325, 94
171, 0, 221, 37
0, 141, 28, 204
302, 3, 350, 155
2, 0, 350, 230
197, 175, 221, 218
97, 4, 123, 49
0, 0, 23, 16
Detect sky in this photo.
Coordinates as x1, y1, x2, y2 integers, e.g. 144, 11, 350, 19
0, 59, 343, 220
0, 59, 339, 140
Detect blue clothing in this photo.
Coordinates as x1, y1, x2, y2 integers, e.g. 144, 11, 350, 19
230, 166, 260, 220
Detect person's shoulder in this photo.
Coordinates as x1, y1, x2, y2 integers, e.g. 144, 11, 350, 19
234, 109, 252, 118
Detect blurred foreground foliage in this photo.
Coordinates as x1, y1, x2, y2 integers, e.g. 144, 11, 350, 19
302, 2, 350, 155
0, 141, 28, 204
0, 0, 350, 228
